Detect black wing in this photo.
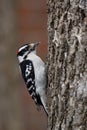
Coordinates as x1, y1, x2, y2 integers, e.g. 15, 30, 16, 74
19, 60, 42, 105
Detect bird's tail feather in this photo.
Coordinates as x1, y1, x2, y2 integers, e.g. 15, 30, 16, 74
40, 96, 48, 116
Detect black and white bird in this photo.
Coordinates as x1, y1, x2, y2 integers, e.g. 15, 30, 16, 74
17, 42, 48, 116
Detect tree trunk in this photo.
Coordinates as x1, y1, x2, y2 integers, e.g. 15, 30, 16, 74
0, 0, 21, 130
47, 0, 87, 130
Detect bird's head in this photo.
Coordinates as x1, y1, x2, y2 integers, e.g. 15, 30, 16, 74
16, 42, 39, 63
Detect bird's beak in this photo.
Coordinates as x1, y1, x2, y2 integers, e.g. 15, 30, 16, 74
34, 42, 40, 47
29, 42, 40, 49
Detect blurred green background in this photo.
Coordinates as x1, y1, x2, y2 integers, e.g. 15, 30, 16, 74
0, 0, 48, 130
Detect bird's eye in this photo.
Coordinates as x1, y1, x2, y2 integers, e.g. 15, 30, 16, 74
24, 46, 28, 52
26, 46, 29, 50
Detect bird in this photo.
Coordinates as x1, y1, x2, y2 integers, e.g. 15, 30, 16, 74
16, 42, 48, 116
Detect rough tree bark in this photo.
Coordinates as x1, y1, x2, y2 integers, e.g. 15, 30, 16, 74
47, 0, 87, 130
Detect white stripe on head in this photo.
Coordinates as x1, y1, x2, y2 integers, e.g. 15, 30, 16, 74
19, 44, 28, 52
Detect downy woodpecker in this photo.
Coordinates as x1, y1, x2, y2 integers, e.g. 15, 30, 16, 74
17, 42, 48, 116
